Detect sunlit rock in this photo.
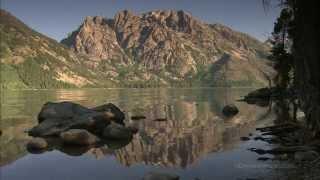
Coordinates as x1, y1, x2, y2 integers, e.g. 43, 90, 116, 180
60, 129, 100, 145
26, 138, 48, 150
29, 102, 125, 137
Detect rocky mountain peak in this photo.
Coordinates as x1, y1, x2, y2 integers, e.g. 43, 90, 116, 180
140, 10, 199, 33
60, 9, 273, 85
114, 10, 138, 30
2, 9, 275, 88
63, 15, 128, 65
115, 9, 136, 20
83, 16, 106, 26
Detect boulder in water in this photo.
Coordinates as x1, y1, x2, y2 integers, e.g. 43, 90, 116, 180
222, 104, 239, 116
60, 129, 100, 145
131, 115, 146, 120
102, 123, 133, 140
29, 102, 125, 137
91, 103, 125, 125
27, 137, 48, 149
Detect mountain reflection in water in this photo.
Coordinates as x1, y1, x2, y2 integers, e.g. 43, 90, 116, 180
0, 88, 274, 170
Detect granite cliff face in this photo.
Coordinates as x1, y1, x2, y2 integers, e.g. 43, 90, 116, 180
62, 16, 129, 65
62, 10, 274, 87
1, 9, 275, 88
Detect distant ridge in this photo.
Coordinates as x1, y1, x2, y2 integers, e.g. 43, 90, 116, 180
1, 9, 275, 89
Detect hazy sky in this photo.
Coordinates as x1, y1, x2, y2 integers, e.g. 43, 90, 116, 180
1, 0, 280, 41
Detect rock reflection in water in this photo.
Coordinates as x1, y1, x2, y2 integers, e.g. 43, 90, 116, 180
0, 88, 273, 169
0, 89, 122, 166
113, 99, 264, 168
25, 137, 132, 158
0, 118, 33, 166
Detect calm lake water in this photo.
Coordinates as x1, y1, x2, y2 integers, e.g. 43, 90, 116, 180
0, 88, 281, 180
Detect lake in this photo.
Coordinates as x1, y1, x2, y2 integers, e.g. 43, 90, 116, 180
0, 88, 282, 180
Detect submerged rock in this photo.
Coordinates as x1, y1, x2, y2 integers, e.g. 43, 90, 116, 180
153, 118, 167, 122
222, 104, 239, 116
60, 129, 99, 145
131, 115, 146, 120
143, 172, 179, 180
102, 123, 133, 140
27, 138, 48, 149
240, 136, 250, 141
105, 138, 133, 150
29, 102, 125, 137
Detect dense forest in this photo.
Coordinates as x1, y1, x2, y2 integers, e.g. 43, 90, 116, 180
266, 0, 320, 135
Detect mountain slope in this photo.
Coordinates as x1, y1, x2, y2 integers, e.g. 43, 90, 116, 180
0, 10, 115, 89
1, 9, 274, 89
62, 10, 274, 87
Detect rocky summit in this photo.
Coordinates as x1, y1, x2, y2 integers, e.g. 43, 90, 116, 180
1, 9, 275, 89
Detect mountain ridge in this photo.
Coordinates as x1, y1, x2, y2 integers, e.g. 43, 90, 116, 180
0, 9, 114, 89
1, 9, 275, 89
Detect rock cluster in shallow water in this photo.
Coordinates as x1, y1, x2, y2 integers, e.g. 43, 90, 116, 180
27, 101, 134, 150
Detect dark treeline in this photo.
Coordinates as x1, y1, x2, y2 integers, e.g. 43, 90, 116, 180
266, 0, 320, 135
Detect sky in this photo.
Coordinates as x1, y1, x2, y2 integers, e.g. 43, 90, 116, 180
1, 0, 280, 42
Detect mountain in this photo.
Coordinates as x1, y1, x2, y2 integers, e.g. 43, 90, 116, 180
1, 9, 274, 89
0, 10, 115, 89
62, 10, 274, 87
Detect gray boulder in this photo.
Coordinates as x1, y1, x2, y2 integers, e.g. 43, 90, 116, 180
103, 123, 133, 140
27, 138, 48, 149
29, 102, 125, 137
222, 104, 239, 116
37, 101, 92, 123
143, 172, 179, 180
29, 113, 109, 137
60, 129, 100, 145
91, 103, 125, 125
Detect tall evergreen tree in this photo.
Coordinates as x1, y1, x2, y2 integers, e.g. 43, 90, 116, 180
269, 7, 293, 89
